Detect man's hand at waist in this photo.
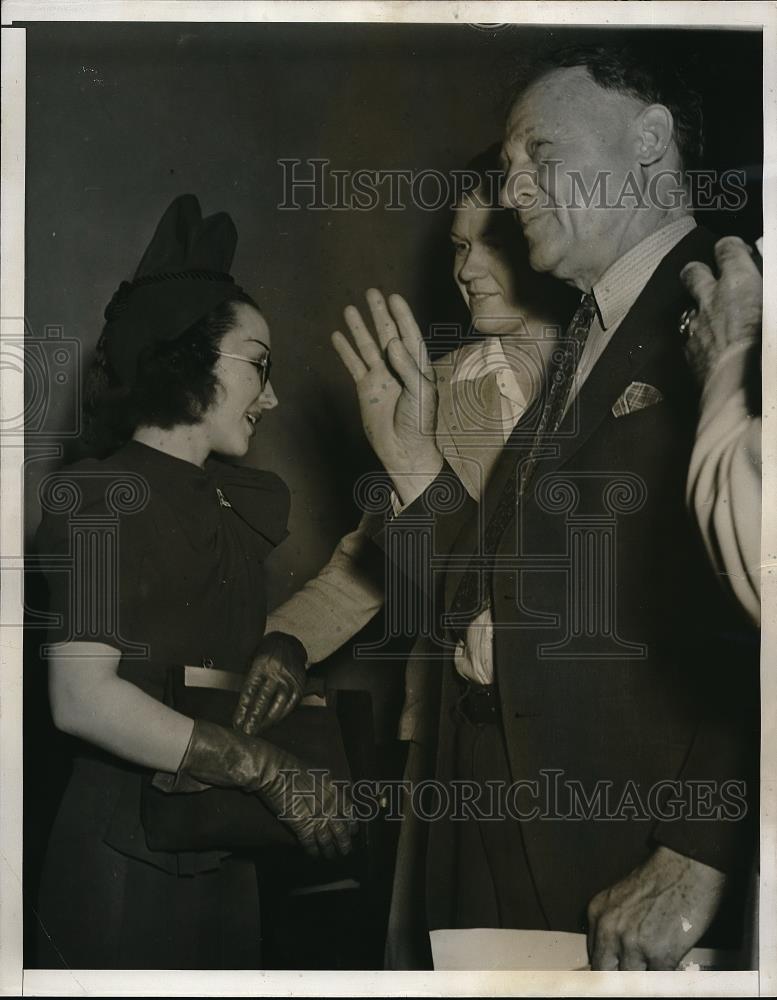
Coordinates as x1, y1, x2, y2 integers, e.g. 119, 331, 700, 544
587, 845, 726, 970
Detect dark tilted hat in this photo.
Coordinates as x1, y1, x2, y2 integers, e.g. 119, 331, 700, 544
103, 194, 246, 387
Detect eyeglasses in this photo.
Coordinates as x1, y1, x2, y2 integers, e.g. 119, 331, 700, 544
215, 350, 272, 390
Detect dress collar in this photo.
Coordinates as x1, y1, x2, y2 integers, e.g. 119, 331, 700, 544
119, 440, 289, 548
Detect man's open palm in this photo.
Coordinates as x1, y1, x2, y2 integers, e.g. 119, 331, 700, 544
332, 288, 442, 505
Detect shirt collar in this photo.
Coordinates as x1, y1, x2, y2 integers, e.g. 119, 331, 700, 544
591, 216, 697, 330
451, 337, 531, 409
453, 338, 510, 382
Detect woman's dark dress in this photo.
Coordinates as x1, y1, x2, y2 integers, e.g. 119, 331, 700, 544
33, 440, 290, 969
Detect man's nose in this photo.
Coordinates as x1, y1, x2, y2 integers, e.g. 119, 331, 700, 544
258, 381, 278, 410
500, 168, 538, 210
457, 247, 486, 284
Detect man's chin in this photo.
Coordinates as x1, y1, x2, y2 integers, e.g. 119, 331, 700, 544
525, 239, 559, 275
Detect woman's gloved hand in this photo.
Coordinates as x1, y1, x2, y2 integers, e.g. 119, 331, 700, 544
174, 718, 356, 859
233, 631, 308, 734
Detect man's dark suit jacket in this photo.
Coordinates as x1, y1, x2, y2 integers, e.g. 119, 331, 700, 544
375, 225, 759, 938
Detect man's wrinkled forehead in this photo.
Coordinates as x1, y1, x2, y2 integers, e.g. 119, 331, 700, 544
504, 67, 585, 144
504, 65, 647, 153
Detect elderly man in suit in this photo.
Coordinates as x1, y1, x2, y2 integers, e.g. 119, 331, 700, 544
333, 44, 758, 971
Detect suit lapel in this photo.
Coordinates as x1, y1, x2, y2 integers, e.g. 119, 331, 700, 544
516, 225, 719, 487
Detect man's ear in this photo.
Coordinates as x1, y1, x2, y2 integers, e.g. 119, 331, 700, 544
635, 104, 675, 166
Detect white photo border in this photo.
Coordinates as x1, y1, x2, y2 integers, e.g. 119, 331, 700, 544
1, 2, 774, 996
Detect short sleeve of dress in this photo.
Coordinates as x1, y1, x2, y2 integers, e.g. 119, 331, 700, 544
34, 460, 151, 655
209, 462, 291, 561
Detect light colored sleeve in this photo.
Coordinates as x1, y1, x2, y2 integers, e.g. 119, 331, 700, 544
265, 512, 386, 664
687, 338, 761, 624
269, 352, 469, 671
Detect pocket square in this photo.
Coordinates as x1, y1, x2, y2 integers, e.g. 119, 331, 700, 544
611, 381, 664, 418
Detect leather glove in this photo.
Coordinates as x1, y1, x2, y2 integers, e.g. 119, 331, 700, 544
175, 718, 355, 859
233, 631, 308, 734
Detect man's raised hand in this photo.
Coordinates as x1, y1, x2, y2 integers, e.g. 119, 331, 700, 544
332, 288, 442, 506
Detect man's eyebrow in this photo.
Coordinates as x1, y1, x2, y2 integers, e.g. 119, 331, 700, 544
504, 120, 536, 147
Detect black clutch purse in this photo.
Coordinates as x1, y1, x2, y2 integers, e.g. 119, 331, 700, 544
140, 665, 352, 853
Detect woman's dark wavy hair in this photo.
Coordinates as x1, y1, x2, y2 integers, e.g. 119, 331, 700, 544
83, 290, 259, 456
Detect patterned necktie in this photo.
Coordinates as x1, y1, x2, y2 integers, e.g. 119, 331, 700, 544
448, 293, 598, 637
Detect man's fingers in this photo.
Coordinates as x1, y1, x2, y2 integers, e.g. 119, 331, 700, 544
620, 954, 648, 970
344, 303, 384, 369
680, 260, 716, 307
714, 234, 760, 279
366, 287, 401, 352
332, 331, 368, 382
387, 293, 433, 379
386, 337, 425, 397
366, 288, 433, 382
619, 934, 648, 970
590, 921, 621, 971
645, 949, 681, 971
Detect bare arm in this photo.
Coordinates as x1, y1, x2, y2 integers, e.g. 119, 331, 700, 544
48, 641, 194, 771
51, 641, 355, 858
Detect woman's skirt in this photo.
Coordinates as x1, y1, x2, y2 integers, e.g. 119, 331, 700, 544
32, 756, 261, 970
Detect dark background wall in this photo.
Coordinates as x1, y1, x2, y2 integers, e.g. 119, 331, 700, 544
23, 21, 763, 608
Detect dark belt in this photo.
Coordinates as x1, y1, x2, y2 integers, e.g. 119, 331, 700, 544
454, 680, 500, 725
